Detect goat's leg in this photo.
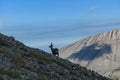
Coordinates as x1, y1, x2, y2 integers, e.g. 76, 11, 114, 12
57, 53, 59, 57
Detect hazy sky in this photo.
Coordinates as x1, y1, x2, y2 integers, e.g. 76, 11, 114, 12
0, 0, 120, 52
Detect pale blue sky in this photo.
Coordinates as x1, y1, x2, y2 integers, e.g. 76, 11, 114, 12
0, 0, 120, 52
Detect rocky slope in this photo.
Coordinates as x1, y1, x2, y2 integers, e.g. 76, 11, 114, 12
60, 29, 120, 80
0, 33, 111, 80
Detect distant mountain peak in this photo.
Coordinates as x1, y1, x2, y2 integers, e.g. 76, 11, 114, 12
60, 29, 120, 80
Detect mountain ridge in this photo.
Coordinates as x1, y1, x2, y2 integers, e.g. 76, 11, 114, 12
60, 29, 120, 80
0, 33, 111, 80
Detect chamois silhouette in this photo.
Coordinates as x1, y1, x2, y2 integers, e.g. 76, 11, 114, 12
49, 42, 59, 57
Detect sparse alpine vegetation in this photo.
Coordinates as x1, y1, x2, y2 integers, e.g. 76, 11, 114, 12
0, 33, 111, 80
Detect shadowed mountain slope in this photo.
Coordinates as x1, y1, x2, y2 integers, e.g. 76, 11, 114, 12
68, 43, 112, 61
60, 29, 120, 80
0, 33, 111, 80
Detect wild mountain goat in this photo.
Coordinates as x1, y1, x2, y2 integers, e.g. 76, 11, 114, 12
49, 42, 59, 57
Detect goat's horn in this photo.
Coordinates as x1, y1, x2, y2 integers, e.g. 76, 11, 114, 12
51, 42, 52, 44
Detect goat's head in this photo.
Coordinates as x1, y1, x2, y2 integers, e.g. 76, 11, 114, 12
49, 42, 53, 48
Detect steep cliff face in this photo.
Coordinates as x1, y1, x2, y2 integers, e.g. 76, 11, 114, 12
0, 33, 110, 80
60, 29, 120, 80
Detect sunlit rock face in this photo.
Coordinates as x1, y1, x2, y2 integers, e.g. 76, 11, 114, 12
60, 29, 120, 79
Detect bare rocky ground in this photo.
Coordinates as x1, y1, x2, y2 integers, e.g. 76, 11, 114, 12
0, 33, 111, 80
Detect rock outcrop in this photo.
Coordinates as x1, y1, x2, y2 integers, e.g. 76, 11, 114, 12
0, 33, 110, 80
60, 29, 120, 80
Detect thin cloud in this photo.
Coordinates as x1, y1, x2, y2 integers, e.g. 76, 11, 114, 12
5, 16, 13, 20
89, 6, 97, 13
0, 16, 13, 21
